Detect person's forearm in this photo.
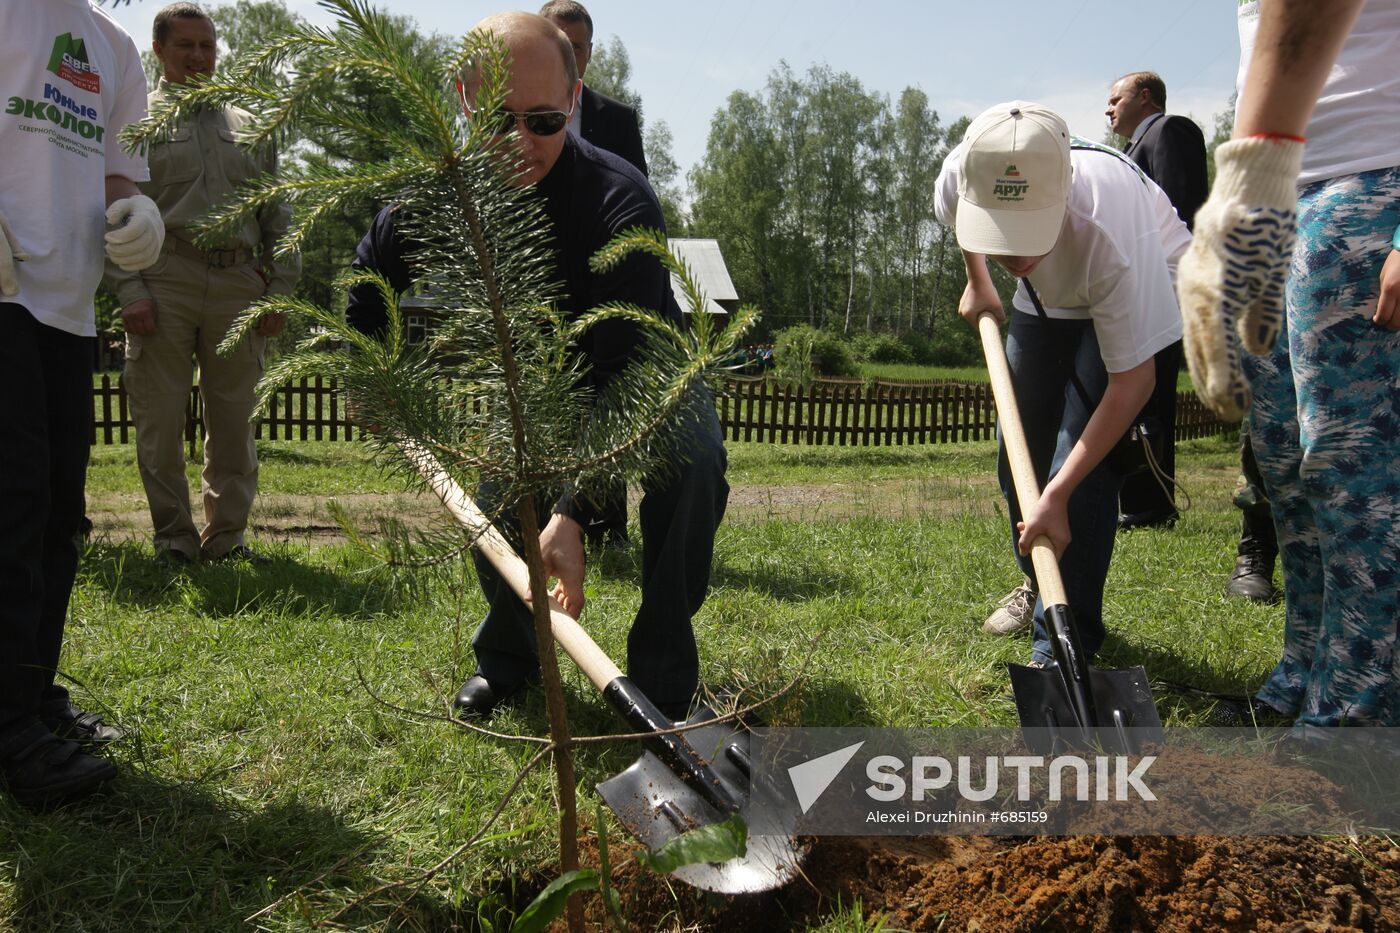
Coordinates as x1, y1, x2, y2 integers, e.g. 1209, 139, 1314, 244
1234, 0, 1364, 138
104, 175, 140, 207
1043, 360, 1155, 501
963, 248, 993, 290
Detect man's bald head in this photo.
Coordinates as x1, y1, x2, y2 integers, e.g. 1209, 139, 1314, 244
464, 12, 581, 187
469, 12, 578, 93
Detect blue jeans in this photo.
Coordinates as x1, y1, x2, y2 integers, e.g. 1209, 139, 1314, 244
998, 311, 1124, 665
470, 388, 729, 709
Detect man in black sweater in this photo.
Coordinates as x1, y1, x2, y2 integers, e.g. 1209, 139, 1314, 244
346, 12, 727, 721
540, 1, 648, 546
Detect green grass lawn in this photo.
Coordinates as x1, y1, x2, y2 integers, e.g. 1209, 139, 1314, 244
1, 433, 1274, 930
857, 361, 1198, 393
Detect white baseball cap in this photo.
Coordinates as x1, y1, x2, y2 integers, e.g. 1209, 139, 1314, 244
954, 102, 1071, 257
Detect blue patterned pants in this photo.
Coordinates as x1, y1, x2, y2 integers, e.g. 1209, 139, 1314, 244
1242, 165, 1400, 727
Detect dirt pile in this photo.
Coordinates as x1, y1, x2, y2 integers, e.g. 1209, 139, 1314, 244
581, 833, 1400, 932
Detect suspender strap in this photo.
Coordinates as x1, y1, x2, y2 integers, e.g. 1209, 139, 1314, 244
1019, 277, 1098, 412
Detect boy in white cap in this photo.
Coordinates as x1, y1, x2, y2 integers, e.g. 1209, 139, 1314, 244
934, 102, 1190, 669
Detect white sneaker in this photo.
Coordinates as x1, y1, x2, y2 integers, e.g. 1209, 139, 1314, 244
983, 581, 1037, 635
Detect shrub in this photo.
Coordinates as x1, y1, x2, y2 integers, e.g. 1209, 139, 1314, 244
925, 323, 981, 366
863, 333, 912, 364
773, 325, 859, 381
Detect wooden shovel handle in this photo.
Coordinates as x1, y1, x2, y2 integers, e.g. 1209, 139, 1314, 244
400, 440, 623, 691
977, 312, 1069, 608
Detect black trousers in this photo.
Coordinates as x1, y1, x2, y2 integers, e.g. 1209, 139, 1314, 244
1236, 428, 1278, 558
0, 305, 91, 748
1118, 338, 1182, 520
469, 391, 729, 708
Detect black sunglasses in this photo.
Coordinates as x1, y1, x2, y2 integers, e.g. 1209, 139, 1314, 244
468, 103, 574, 137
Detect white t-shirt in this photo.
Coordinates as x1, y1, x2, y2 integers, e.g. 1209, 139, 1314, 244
1237, 0, 1400, 185
0, 0, 149, 337
935, 139, 1189, 373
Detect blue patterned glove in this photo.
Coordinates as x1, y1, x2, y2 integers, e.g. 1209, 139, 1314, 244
1177, 137, 1302, 420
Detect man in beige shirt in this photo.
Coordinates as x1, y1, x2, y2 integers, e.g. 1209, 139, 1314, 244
106, 2, 298, 565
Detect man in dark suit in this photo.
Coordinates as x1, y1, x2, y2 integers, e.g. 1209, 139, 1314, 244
1106, 71, 1208, 531
540, 1, 647, 176
539, 1, 647, 547
1108, 72, 1208, 229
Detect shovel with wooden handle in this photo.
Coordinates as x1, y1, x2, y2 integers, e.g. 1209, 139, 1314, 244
402, 441, 805, 894
976, 312, 1163, 754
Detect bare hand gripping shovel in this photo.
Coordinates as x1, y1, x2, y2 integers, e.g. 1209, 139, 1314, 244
404, 443, 804, 894
977, 313, 1162, 754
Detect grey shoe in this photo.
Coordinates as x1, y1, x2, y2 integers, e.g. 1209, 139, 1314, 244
984, 581, 1037, 635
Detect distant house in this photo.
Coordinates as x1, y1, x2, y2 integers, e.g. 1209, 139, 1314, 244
667, 238, 738, 319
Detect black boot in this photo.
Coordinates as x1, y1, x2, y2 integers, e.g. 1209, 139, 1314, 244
1226, 550, 1277, 602
1228, 435, 1279, 603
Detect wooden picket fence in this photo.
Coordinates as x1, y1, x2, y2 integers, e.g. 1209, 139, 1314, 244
718, 376, 995, 446
716, 376, 1229, 447
91, 373, 1230, 452
92, 374, 364, 457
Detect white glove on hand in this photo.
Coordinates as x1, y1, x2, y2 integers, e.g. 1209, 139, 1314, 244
0, 208, 28, 297
104, 194, 165, 272
1177, 137, 1302, 420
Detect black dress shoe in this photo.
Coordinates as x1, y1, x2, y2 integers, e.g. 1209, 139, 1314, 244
1118, 508, 1179, 531
207, 545, 271, 566
43, 704, 128, 746
1225, 552, 1278, 602
453, 674, 535, 719
1, 731, 115, 806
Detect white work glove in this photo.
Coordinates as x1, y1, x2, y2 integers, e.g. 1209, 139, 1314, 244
104, 194, 166, 272
0, 208, 27, 297
1177, 137, 1302, 421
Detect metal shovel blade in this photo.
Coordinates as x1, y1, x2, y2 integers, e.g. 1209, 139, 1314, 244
596, 711, 806, 894
1009, 660, 1162, 754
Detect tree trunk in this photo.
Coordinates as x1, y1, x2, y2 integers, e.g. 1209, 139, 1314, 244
453, 161, 584, 932
865, 261, 876, 332
517, 496, 584, 932
843, 249, 856, 334
931, 226, 949, 336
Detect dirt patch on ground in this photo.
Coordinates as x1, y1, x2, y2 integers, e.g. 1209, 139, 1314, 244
581, 835, 1400, 932
572, 745, 1400, 931
85, 478, 1003, 547
724, 475, 1001, 524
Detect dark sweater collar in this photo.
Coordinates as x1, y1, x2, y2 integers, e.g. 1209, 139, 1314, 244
535, 134, 579, 206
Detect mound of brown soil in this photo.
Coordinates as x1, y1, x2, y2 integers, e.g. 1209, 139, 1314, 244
585, 835, 1400, 932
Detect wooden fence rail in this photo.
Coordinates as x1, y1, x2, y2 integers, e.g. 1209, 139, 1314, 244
91, 373, 1230, 452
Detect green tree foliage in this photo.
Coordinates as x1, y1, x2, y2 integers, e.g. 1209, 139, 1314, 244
690, 63, 970, 353
645, 119, 686, 232
1206, 92, 1236, 190
585, 36, 641, 115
